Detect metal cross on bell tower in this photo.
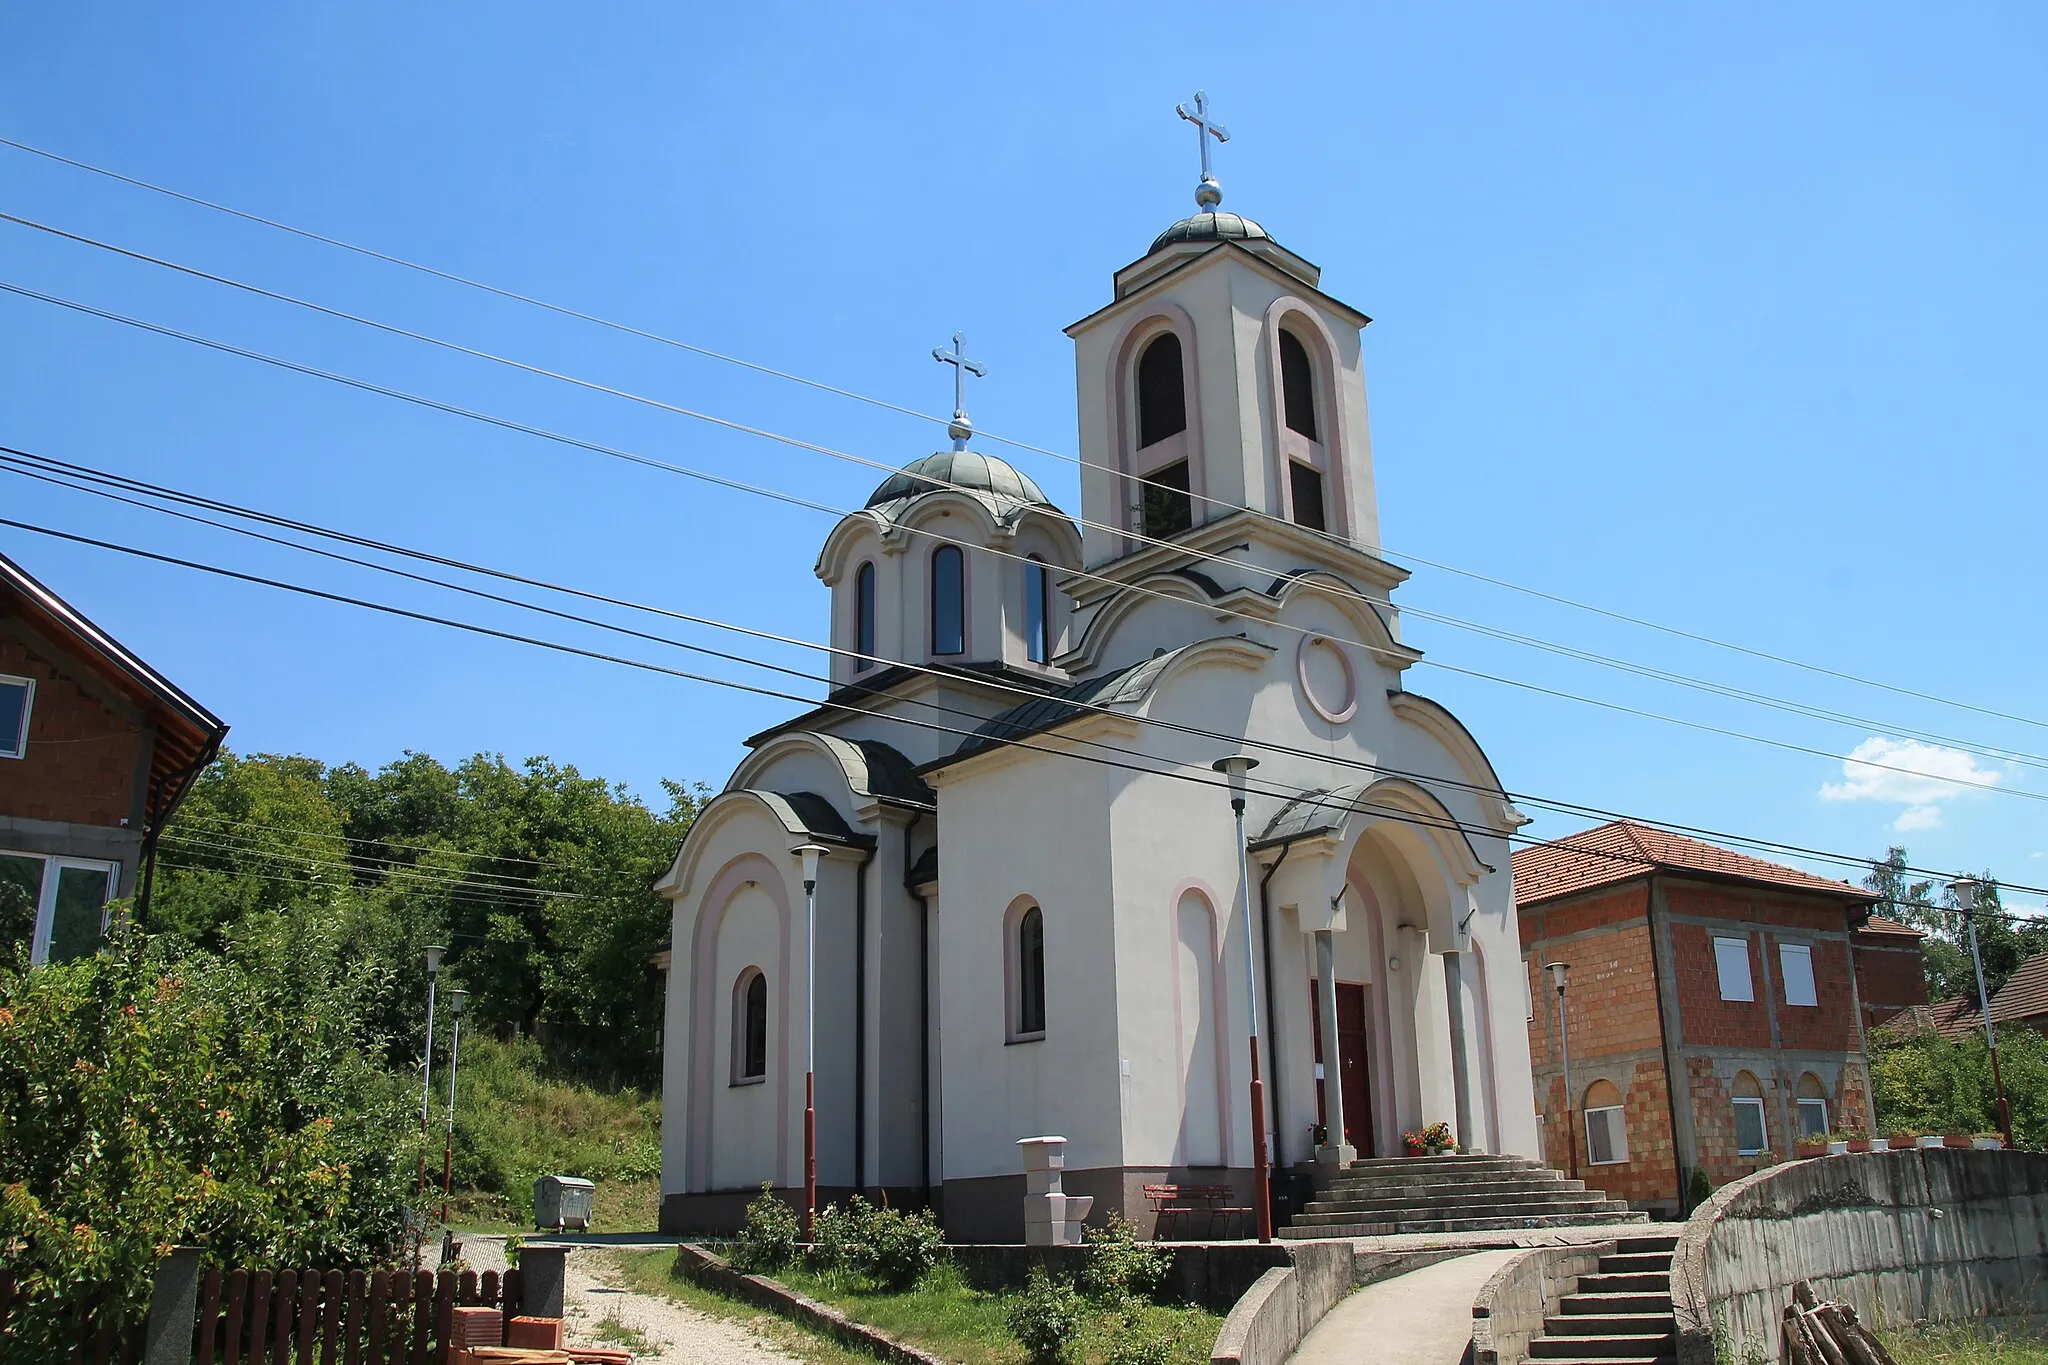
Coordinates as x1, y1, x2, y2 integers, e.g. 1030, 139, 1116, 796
932, 330, 986, 450
1176, 90, 1230, 213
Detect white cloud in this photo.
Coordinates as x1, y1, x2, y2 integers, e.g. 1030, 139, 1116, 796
1818, 736, 2003, 830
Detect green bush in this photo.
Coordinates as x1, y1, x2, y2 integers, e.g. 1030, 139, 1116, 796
1006, 1266, 1086, 1365
448, 1037, 660, 1218
1685, 1167, 1713, 1212
1103, 1304, 1175, 1365
731, 1184, 801, 1274
1080, 1212, 1172, 1303
866, 1205, 944, 1291
809, 1195, 882, 1274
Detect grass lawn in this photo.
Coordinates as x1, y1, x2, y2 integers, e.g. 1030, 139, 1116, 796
614, 1250, 1225, 1365
1891, 1330, 2048, 1365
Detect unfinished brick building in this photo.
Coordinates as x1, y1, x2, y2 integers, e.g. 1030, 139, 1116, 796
1516, 821, 1887, 1216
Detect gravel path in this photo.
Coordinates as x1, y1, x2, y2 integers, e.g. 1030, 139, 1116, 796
460, 1235, 802, 1365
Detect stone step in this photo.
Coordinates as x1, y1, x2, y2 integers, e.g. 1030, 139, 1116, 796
1575, 1272, 1672, 1294
1560, 1292, 1675, 1316
1301, 1189, 1609, 1216
1316, 1174, 1581, 1199
1524, 1356, 1672, 1365
1531, 1334, 1677, 1359
1598, 1252, 1673, 1274
1543, 1313, 1676, 1339
1334, 1155, 1548, 1172
1290, 1196, 1628, 1226
1613, 1234, 1680, 1254
1278, 1208, 1647, 1238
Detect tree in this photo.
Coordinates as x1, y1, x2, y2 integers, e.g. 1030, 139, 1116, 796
1862, 847, 2048, 1001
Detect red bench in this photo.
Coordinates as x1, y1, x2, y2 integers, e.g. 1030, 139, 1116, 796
1143, 1183, 1251, 1240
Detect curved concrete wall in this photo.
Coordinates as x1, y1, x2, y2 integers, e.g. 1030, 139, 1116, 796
1672, 1149, 2048, 1362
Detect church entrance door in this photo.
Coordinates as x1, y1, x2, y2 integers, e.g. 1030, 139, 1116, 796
1311, 982, 1374, 1155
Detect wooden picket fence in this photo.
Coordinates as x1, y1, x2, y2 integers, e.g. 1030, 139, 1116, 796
0, 1263, 525, 1365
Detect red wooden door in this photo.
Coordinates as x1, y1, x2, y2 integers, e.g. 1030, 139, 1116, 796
1311, 982, 1375, 1155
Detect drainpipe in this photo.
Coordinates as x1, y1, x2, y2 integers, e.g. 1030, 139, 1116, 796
853, 841, 876, 1197
1257, 842, 1290, 1168
903, 814, 933, 1207
1644, 873, 1687, 1208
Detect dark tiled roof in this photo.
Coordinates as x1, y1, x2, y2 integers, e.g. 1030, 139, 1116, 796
1855, 915, 1926, 941
1877, 998, 1982, 1042
864, 450, 1055, 512
1989, 951, 2048, 1025
907, 845, 938, 888
776, 791, 865, 847
853, 740, 934, 807
1512, 820, 1874, 907
1150, 211, 1275, 254
942, 645, 1203, 765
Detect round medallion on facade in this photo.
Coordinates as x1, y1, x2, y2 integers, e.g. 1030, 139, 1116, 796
1297, 634, 1358, 724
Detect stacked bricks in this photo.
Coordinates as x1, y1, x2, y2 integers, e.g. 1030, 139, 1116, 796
0, 634, 142, 827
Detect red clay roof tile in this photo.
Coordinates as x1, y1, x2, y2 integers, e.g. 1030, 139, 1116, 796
1512, 820, 1876, 908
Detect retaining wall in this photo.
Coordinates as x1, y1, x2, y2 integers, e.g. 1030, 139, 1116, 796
1470, 1241, 1619, 1365
1208, 1244, 1473, 1365
1670, 1149, 2048, 1364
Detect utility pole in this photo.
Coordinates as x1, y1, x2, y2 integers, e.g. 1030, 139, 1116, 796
1213, 755, 1273, 1243
1547, 961, 1578, 1179
1951, 877, 2014, 1149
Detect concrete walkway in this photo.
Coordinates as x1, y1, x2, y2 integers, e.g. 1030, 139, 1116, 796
1288, 1248, 1523, 1365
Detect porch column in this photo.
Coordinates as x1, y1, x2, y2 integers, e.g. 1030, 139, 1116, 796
1313, 931, 1355, 1164
1443, 953, 1479, 1153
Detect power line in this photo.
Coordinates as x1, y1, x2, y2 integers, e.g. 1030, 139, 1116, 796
10, 210, 2045, 775
4, 501, 2045, 913
0, 286, 2032, 809
160, 823, 587, 896
158, 829, 597, 904
9, 440, 2047, 889
4, 135, 2037, 738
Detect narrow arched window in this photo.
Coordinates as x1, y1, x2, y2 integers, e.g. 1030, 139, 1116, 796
1024, 557, 1052, 664
1583, 1079, 1628, 1165
1016, 905, 1046, 1038
1731, 1070, 1767, 1156
854, 562, 876, 671
1280, 331, 1319, 440
732, 968, 768, 1083
1137, 334, 1187, 449
931, 546, 964, 656
1795, 1073, 1829, 1139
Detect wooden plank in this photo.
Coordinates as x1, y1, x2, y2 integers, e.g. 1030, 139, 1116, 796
476, 1271, 497, 1312
502, 1269, 521, 1323
456, 1271, 477, 1309
197, 1270, 225, 1365
269, 1271, 296, 1365
223, 1271, 249, 1365
341, 1271, 366, 1365
90, 1322, 115, 1365
364, 1273, 389, 1365
318, 1271, 345, 1365
385, 1273, 412, 1365
246, 1272, 273, 1365
295, 1271, 321, 1365
430, 1272, 456, 1365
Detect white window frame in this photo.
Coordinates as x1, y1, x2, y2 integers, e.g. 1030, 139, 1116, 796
1733, 1097, 1768, 1156
0, 674, 33, 760
1797, 1097, 1829, 1139
1779, 942, 1817, 1007
1585, 1104, 1629, 1165
1714, 935, 1755, 1002
1, 849, 120, 966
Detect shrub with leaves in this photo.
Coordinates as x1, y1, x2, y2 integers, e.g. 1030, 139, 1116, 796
1080, 1212, 1172, 1303
809, 1195, 882, 1274
1103, 1304, 1175, 1365
866, 1205, 944, 1290
730, 1184, 801, 1274
1007, 1266, 1086, 1365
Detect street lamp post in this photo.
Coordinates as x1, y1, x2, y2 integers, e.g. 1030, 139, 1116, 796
417, 945, 446, 1194
794, 842, 831, 1243
440, 989, 467, 1225
1212, 755, 1273, 1244
1951, 877, 2015, 1149
1546, 962, 1577, 1180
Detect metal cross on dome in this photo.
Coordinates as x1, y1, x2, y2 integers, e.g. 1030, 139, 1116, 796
1176, 90, 1230, 213
932, 330, 986, 451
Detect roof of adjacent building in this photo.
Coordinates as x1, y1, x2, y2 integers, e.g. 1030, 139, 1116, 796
1878, 997, 1983, 1042
864, 450, 1056, 514
1855, 914, 1927, 941
1989, 951, 2048, 1025
0, 550, 228, 822
1511, 819, 1876, 908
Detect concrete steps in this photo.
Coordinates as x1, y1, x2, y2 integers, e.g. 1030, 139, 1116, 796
1276, 1154, 1648, 1239
1516, 1235, 1678, 1365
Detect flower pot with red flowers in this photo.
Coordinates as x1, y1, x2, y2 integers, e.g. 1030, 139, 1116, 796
1795, 1140, 1828, 1159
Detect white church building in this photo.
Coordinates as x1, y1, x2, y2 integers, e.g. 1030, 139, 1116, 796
656, 116, 1541, 1241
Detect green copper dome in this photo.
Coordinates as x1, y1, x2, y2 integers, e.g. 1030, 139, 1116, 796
865, 450, 1053, 511
1149, 211, 1275, 254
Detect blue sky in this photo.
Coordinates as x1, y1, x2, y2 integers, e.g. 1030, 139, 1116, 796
3, 3, 2044, 906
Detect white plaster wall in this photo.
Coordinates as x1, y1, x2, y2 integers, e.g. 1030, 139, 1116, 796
710, 879, 784, 1190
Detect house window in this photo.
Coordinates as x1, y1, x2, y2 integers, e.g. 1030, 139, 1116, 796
0, 674, 31, 760
1136, 334, 1187, 449
1796, 1073, 1828, 1138
731, 968, 768, 1084
0, 850, 118, 966
1714, 936, 1754, 1002
1289, 461, 1327, 532
1140, 460, 1193, 540
1279, 331, 1319, 440
1779, 942, 1816, 1007
1024, 557, 1053, 665
854, 562, 876, 671
1584, 1080, 1628, 1165
931, 546, 964, 656
1012, 903, 1046, 1041
1732, 1070, 1767, 1155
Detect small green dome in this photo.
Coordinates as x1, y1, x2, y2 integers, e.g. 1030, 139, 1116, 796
865, 450, 1053, 511
1149, 211, 1275, 254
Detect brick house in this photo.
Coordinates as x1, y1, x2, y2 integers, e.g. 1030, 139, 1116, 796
1515, 821, 1884, 1215
1850, 915, 1929, 1029
0, 551, 226, 963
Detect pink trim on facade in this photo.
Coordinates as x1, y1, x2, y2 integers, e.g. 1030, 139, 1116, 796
686, 851, 794, 1192
1261, 297, 1353, 538
1165, 877, 1234, 1168
1001, 893, 1044, 1042
1108, 304, 1206, 556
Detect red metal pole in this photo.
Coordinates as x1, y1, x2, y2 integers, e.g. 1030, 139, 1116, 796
440, 1133, 454, 1225
1249, 1037, 1273, 1243
1990, 1046, 2015, 1149
804, 1071, 818, 1242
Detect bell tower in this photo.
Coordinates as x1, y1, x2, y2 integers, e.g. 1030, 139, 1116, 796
1064, 94, 1385, 579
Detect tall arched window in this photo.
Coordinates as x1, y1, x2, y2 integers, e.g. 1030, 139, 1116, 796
1024, 557, 1052, 664
1013, 904, 1046, 1040
1280, 331, 1319, 440
1583, 1079, 1627, 1165
1731, 1071, 1768, 1156
1136, 334, 1187, 448
931, 546, 964, 656
1795, 1073, 1829, 1139
854, 562, 876, 671
732, 968, 768, 1083
1277, 327, 1329, 533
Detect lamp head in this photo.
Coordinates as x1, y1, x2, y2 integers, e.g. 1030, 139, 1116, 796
1949, 876, 1983, 917
448, 988, 467, 1018
1546, 960, 1570, 996
793, 842, 831, 892
1210, 754, 1259, 812
424, 944, 446, 975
